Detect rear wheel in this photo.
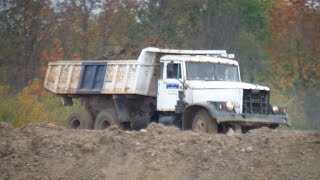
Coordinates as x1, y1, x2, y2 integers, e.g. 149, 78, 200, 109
94, 111, 118, 130
131, 114, 150, 130
66, 108, 94, 129
192, 109, 218, 133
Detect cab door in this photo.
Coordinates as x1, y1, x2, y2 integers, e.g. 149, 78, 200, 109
157, 61, 183, 111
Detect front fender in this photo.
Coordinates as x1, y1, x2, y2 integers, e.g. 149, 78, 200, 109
182, 102, 290, 130
182, 102, 220, 130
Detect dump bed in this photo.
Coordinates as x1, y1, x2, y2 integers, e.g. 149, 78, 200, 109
44, 60, 159, 97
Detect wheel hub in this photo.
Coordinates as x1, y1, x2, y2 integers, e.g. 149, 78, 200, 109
195, 118, 206, 132
99, 120, 110, 129
70, 119, 80, 129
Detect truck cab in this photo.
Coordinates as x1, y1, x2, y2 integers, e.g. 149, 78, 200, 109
156, 54, 289, 133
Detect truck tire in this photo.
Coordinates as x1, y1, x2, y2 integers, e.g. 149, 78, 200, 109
269, 124, 279, 129
131, 114, 150, 130
192, 109, 218, 133
66, 108, 94, 129
94, 111, 117, 130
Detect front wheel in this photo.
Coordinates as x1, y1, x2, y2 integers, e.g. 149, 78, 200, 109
192, 109, 218, 133
269, 124, 280, 129
66, 108, 94, 129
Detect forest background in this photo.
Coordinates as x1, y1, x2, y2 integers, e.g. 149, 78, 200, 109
0, 0, 319, 129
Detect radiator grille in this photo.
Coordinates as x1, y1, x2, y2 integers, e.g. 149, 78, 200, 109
243, 89, 270, 115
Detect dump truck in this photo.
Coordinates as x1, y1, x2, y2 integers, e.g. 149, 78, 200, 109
44, 47, 290, 133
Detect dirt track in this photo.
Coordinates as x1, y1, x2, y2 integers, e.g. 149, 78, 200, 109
0, 122, 320, 180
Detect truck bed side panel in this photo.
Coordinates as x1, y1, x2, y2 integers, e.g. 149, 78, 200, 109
44, 62, 82, 94
44, 61, 158, 97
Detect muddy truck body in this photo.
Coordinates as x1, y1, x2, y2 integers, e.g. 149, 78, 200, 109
44, 47, 290, 133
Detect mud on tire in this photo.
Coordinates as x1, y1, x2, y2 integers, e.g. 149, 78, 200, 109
131, 114, 150, 130
66, 108, 94, 129
192, 109, 218, 133
94, 110, 118, 130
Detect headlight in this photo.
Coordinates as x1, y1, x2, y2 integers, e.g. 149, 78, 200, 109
272, 106, 286, 114
226, 101, 234, 111
272, 106, 279, 113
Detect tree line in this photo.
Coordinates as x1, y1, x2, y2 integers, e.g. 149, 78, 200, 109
0, 0, 319, 129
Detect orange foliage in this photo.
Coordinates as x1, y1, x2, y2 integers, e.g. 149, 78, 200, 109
40, 39, 65, 81
268, 0, 320, 91
14, 79, 47, 126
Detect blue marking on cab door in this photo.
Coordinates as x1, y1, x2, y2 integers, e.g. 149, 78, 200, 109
77, 62, 107, 94
166, 83, 179, 89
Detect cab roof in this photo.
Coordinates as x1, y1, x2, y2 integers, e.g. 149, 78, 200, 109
160, 55, 239, 66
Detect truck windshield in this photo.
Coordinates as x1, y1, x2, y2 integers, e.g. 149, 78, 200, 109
186, 62, 240, 82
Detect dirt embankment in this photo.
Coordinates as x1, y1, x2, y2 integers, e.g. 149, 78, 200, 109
0, 123, 320, 180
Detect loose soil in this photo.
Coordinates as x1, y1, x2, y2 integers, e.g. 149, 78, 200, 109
0, 122, 319, 180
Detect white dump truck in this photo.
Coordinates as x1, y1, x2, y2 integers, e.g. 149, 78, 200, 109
44, 47, 290, 133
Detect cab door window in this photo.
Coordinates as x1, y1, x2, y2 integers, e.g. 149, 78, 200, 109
166, 63, 181, 79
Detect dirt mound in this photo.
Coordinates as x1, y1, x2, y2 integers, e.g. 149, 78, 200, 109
1, 122, 320, 180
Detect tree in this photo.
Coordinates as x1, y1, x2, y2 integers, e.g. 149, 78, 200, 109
54, 0, 102, 59
0, 0, 54, 90
268, 0, 320, 129
97, 0, 139, 54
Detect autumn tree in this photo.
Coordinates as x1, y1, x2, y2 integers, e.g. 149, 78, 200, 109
54, 0, 102, 59
0, 0, 54, 90
127, 0, 205, 48
95, 0, 139, 56
196, 0, 270, 81
268, 0, 320, 129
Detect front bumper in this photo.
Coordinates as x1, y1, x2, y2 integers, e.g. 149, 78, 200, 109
216, 113, 290, 127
